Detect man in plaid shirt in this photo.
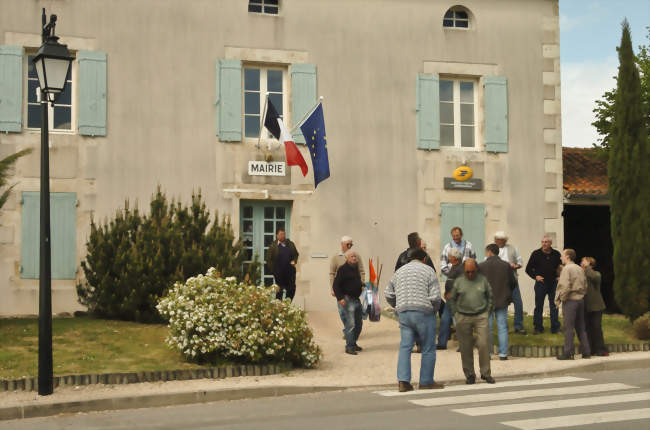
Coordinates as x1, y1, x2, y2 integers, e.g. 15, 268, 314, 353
440, 226, 476, 277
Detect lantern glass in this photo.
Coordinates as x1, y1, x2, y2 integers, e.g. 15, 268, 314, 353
34, 56, 70, 94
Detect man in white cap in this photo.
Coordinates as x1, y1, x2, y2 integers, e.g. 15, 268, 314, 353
494, 231, 526, 334
330, 236, 365, 334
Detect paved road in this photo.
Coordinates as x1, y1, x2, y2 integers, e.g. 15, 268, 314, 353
3, 367, 649, 429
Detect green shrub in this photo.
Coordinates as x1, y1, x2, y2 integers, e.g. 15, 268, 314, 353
632, 312, 650, 340
77, 187, 259, 323
157, 269, 321, 368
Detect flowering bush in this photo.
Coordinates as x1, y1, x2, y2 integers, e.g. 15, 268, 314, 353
157, 268, 321, 368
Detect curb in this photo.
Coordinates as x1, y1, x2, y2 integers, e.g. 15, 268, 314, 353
506, 342, 650, 357
0, 363, 292, 393
1, 356, 648, 422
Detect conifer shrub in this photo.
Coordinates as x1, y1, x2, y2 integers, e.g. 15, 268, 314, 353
76, 187, 259, 323
157, 269, 321, 368
632, 312, 650, 340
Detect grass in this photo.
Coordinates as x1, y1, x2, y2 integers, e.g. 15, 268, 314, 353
0, 317, 219, 380
381, 311, 642, 346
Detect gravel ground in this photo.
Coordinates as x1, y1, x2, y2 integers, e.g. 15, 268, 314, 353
1, 311, 648, 408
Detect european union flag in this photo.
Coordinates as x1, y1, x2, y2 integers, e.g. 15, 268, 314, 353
300, 103, 330, 188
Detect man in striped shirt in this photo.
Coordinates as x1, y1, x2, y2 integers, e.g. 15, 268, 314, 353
385, 249, 443, 392
440, 226, 477, 277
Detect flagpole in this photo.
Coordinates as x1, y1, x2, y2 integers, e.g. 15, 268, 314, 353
289, 96, 324, 134
257, 92, 269, 150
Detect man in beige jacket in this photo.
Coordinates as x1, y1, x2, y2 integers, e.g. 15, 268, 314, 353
555, 249, 591, 360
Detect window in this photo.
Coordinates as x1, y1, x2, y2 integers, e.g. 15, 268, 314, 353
243, 66, 286, 139
439, 79, 477, 148
443, 7, 469, 28
248, 0, 279, 15
26, 54, 74, 132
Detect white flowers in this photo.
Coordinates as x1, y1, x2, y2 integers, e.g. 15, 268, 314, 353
156, 267, 321, 368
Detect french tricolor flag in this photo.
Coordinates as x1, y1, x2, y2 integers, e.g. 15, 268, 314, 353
263, 99, 308, 177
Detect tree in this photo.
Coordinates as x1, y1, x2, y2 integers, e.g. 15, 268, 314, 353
0, 149, 33, 209
592, 26, 650, 161
608, 21, 650, 321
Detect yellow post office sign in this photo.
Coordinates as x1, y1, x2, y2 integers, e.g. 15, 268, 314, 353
452, 165, 473, 182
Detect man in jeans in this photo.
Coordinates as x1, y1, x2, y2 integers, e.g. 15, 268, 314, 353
333, 250, 364, 355
385, 249, 443, 392
494, 231, 526, 334
479, 244, 516, 360
437, 248, 463, 350
525, 235, 562, 334
330, 236, 365, 338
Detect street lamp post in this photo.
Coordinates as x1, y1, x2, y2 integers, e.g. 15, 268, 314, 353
32, 8, 73, 396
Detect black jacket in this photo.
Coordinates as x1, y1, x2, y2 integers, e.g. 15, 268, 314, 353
479, 256, 516, 309
333, 263, 363, 301
525, 248, 561, 284
395, 248, 436, 272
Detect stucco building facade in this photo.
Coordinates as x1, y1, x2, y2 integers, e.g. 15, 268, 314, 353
0, 0, 563, 315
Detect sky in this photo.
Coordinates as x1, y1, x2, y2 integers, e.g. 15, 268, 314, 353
560, 0, 649, 148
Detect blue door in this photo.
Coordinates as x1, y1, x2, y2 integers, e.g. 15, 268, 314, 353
440, 203, 486, 263
240, 200, 292, 286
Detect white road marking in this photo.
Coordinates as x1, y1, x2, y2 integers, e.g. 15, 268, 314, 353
501, 408, 650, 429
409, 383, 635, 407
453, 391, 650, 416
374, 376, 589, 397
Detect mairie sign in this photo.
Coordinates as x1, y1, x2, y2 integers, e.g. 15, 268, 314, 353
248, 161, 286, 176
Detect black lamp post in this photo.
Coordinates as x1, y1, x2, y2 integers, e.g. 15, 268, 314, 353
32, 8, 73, 396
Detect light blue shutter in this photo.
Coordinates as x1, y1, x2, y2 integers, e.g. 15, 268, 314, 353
484, 76, 508, 153
416, 74, 440, 150
20, 192, 40, 278
51, 193, 77, 279
0, 45, 24, 132
290, 63, 317, 144
217, 59, 242, 142
20, 192, 77, 279
440, 203, 485, 263
78, 50, 107, 136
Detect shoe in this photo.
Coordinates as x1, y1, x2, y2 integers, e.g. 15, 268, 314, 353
481, 375, 496, 384
465, 375, 476, 385
420, 382, 445, 389
345, 347, 358, 355
413, 345, 422, 353
436, 345, 447, 350
398, 381, 414, 392
499, 356, 508, 361
514, 329, 527, 335
582, 354, 591, 359
456, 347, 461, 352
354, 344, 363, 352
551, 330, 559, 334
533, 329, 544, 335
556, 353, 574, 360
596, 351, 610, 357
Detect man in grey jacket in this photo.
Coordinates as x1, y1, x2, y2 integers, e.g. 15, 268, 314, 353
479, 244, 516, 360
385, 249, 443, 392
555, 249, 590, 360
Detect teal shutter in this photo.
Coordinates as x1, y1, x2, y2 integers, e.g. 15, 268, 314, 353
20, 192, 40, 278
484, 76, 508, 153
440, 203, 485, 262
78, 50, 107, 136
51, 193, 77, 279
217, 59, 242, 142
20, 192, 77, 279
416, 74, 440, 150
0, 45, 24, 132
290, 63, 317, 144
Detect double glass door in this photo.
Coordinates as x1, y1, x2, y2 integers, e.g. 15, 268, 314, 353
240, 200, 292, 286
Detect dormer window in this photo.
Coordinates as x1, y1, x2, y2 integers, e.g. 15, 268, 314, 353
443, 7, 470, 28
248, 0, 279, 15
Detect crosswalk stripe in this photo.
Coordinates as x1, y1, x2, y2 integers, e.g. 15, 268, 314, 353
374, 376, 589, 397
453, 391, 650, 416
501, 408, 650, 429
409, 383, 635, 407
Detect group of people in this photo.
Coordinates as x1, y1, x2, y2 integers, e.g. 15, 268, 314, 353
267, 226, 608, 392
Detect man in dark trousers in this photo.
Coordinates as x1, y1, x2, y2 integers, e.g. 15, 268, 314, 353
333, 250, 364, 355
266, 228, 299, 301
525, 235, 562, 334
479, 244, 516, 360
